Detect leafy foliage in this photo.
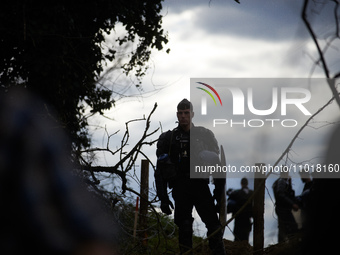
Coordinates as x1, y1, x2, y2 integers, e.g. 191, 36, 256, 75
0, 0, 168, 151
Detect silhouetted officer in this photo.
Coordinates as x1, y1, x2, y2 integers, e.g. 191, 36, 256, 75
227, 178, 253, 242
155, 99, 226, 255
272, 172, 299, 242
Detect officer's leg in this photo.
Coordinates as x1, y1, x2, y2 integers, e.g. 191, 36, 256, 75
234, 217, 251, 242
194, 182, 226, 255
172, 181, 194, 254
233, 218, 241, 241
178, 218, 194, 254
276, 207, 298, 242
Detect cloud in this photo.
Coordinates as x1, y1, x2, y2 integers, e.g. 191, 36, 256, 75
160, 0, 340, 79
164, 0, 309, 41
196, 3, 306, 41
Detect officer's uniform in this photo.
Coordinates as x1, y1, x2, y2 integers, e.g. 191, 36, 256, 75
155, 124, 225, 254
272, 178, 298, 242
228, 187, 253, 242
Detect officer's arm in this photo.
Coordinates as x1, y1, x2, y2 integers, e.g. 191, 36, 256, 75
155, 132, 170, 202
155, 131, 175, 215
154, 165, 169, 202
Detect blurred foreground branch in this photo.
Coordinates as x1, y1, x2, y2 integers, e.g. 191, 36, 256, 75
302, 0, 340, 107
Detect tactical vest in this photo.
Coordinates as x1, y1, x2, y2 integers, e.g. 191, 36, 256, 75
156, 125, 219, 183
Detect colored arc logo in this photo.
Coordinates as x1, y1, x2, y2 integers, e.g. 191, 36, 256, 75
196, 82, 223, 106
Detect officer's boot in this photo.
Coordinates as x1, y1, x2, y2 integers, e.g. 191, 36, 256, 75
208, 226, 226, 255
178, 219, 193, 254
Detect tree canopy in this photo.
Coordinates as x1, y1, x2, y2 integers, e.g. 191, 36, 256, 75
0, 0, 168, 151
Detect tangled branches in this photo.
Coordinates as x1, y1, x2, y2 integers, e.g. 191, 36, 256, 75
80, 102, 159, 194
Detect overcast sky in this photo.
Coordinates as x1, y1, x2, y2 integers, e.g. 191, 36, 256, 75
91, 0, 340, 246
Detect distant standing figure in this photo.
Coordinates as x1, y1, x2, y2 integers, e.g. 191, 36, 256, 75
227, 177, 253, 242
272, 171, 299, 242
297, 170, 313, 229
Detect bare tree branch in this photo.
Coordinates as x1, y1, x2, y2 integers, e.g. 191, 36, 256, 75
302, 0, 330, 78
302, 0, 340, 107
269, 91, 340, 176
81, 103, 159, 194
